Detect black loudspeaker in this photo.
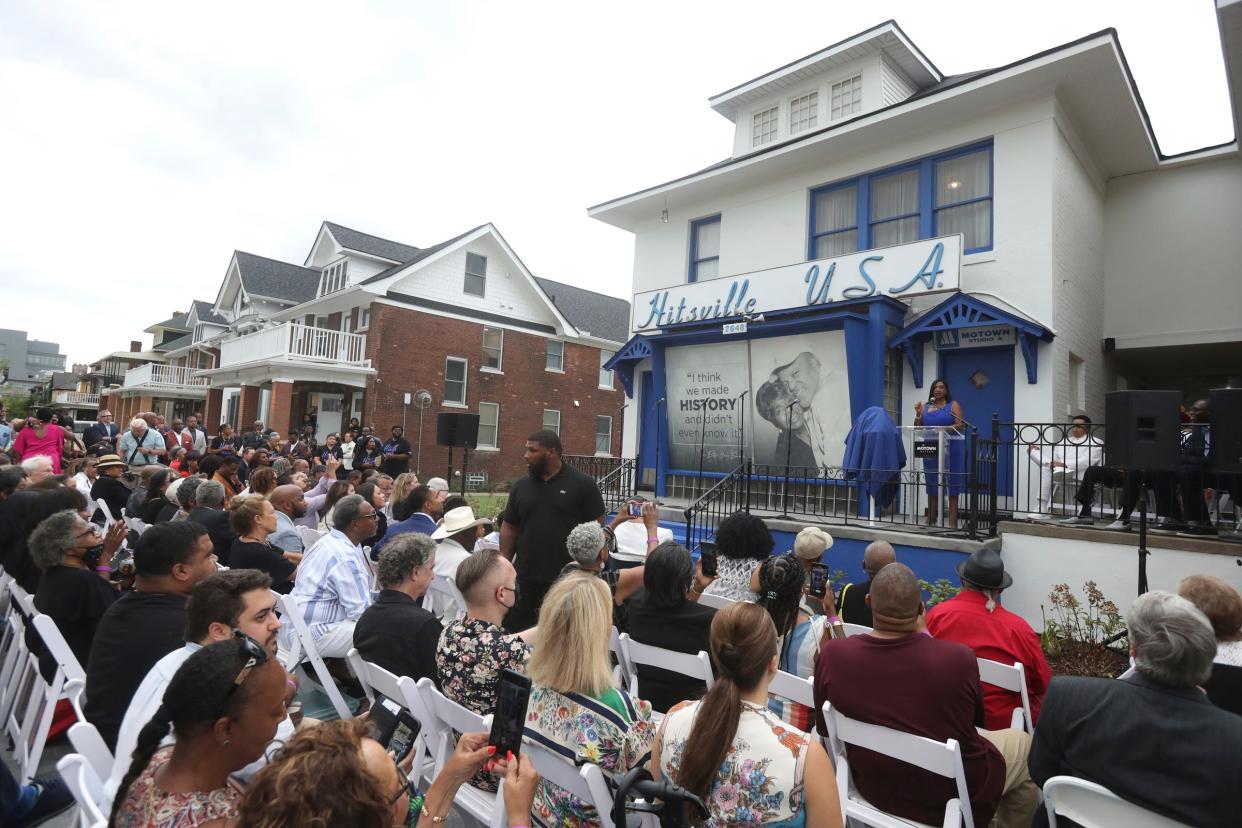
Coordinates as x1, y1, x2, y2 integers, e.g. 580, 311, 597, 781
436, 412, 479, 448
1104, 390, 1181, 472
1209, 388, 1242, 474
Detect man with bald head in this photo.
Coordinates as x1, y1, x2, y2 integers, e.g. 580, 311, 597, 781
836, 540, 896, 627
814, 563, 1038, 828
268, 484, 309, 553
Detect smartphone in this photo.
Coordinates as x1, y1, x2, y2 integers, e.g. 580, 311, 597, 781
809, 563, 829, 598
626, 500, 644, 517
489, 668, 532, 758
368, 695, 422, 763
699, 541, 718, 578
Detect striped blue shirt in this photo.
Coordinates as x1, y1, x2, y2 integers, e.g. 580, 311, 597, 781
288, 529, 373, 639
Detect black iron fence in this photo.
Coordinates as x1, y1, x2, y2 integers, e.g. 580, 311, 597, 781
683, 462, 750, 554
564, 455, 636, 514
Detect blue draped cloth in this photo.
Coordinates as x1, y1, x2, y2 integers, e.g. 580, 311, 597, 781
842, 406, 907, 513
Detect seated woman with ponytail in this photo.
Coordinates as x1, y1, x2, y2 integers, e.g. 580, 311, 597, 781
757, 554, 830, 730
651, 602, 843, 827
110, 634, 290, 828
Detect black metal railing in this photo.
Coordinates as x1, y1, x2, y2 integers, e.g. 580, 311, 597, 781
597, 458, 637, 514
564, 455, 627, 480
683, 462, 750, 553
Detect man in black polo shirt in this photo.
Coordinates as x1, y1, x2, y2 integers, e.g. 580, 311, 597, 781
500, 429, 605, 631
83, 520, 219, 750
837, 540, 896, 627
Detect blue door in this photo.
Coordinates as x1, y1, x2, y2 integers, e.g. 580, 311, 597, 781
637, 371, 658, 490
939, 347, 1015, 496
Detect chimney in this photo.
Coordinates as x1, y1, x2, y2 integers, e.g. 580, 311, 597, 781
130, 341, 142, 352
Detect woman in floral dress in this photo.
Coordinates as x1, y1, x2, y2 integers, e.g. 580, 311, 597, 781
652, 602, 843, 827
525, 575, 655, 827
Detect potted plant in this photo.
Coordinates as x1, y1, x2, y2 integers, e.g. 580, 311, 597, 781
1041, 581, 1129, 677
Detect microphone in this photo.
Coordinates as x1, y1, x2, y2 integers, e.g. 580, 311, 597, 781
655, 397, 666, 407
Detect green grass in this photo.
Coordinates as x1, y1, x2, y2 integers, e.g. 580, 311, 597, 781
466, 493, 508, 521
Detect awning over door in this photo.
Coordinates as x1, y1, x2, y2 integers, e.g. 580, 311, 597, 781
888, 292, 1053, 387
603, 334, 654, 397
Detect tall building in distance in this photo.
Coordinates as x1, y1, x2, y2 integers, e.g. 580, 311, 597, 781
0, 328, 66, 390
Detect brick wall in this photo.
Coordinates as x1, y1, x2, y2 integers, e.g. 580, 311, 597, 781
363, 302, 625, 485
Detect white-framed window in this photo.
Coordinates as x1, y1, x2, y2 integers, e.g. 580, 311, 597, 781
315, 315, 330, 329
482, 327, 503, 371
595, 416, 613, 455
341, 314, 353, 334
598, 349, 614, 388
752, 105, 779, 147
359, 307, 371, 329
464, 252, 486, 297
830, 74, 863, 120
688, 216, 721, 282
477, 402, 499, 448
445, 357, 467, 405
319, 260, 349, 296
545, 339, 564, 372
788, 91, 818, 134
542, 409, 561, 435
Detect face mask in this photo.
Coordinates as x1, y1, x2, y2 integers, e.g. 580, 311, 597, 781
83, 543, 105, 568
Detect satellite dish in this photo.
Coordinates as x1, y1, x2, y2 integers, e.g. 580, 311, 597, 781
413, 390, 433, 409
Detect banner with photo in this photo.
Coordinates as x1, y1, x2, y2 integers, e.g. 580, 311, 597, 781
663, 329, 850, 473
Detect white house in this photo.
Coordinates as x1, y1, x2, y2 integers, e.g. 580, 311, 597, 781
591, 14, 1242, 508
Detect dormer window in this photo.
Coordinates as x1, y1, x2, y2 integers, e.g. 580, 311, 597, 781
319, 260, 349, 296
789, 92, 818, 135
752, 106, 778, 147
830, 74, 862, 120
464, 252, 487, 297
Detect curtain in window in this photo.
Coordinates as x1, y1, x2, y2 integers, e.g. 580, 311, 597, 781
935, 150, 991, 249
813, 185, 857, 258
871, 169, 919, 247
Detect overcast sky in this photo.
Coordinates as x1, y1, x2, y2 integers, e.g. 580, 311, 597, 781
0, 1, 1232, 367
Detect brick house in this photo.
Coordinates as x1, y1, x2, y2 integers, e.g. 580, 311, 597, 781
107, 221, 628, 484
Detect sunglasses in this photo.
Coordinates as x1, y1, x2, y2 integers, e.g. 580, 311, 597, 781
223, 629, 270, 705
390, 757, 417, 806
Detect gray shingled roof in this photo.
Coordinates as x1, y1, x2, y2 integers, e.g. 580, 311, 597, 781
534, 277, 630, 344
234, 251, 321, 304
150, 312, 190, 332
191, 300, 226, 325
324, 222, 422, 263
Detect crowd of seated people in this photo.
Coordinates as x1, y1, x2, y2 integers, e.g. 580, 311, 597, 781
5, 415, 1242, 828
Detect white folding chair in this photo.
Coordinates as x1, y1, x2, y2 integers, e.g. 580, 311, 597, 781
977, 657, 1032, 732
769, 669, 814, 710
32, 613, 88, 719
68, 721, 116, 788
413, 677, 504, 828
57, 753, 108, 828
843, 622, 873, 637
695, 591, 735, 610
346, 648, 434, 787
618, 633, 714, 713
610, 625, 633, 688
517, 737, 619, 828
95, 500, 117, 529
295, 524, 325, 551
822, 700, 975, 828
1043, 775, 1189, 828
0, 592, 32, 731
274, 591, 354, 721
7, 614, 67, 783
421, 574, 465, 621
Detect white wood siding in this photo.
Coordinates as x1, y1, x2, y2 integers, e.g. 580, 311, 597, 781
388, 235, 564, 333
879, 57, 916, 106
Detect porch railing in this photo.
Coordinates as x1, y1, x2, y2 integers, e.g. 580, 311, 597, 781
123, 363, 208, 390
683, 462, 750, 554
563, 455, 636, 514
218, 322, 368, 368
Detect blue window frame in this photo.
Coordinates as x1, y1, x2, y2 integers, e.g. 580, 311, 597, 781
688, 215, 721, 283
808, 141, 993, 258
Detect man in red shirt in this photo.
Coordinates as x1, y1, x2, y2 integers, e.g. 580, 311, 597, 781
814, 563, 1039, 828
927, 548, 1052, 730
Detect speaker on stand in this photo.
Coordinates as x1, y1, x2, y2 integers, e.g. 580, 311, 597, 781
437, 413, 480, 496
1104, 390, 1182, 596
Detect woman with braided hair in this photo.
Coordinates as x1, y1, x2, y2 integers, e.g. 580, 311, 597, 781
651, 602, 843, 827
110, 635, 289, 828
757, 554, 828, 729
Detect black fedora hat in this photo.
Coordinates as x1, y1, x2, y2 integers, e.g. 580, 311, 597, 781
955, 548, 1013, 590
